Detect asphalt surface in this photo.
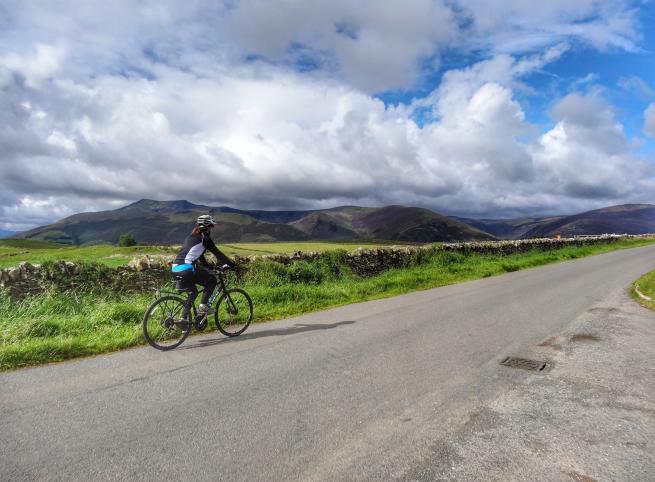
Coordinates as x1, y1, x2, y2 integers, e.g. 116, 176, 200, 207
2, 244, 655, 481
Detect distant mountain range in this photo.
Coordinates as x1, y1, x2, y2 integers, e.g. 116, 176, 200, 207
0, 230, 17, 239
14, 200, 655, 245
16, 200, 494, 245
454, 204, 655, 239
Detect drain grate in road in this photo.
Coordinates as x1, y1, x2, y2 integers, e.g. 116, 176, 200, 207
500, 356, 547, 372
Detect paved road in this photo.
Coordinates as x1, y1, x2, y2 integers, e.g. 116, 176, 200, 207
2, 245, 655, 481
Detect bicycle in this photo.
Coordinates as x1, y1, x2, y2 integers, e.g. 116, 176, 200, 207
142, 265, 253, 350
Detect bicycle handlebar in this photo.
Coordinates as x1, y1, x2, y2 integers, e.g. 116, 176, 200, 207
210, 264, 233, 274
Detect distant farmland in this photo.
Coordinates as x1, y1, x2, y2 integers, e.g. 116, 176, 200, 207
0, 239, 397, 269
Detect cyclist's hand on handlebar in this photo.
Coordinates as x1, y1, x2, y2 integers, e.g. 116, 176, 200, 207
209, 263, 235, 273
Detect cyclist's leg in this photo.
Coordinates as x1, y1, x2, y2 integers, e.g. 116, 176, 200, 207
174, 270, 198, 304
193, 268, 217, 305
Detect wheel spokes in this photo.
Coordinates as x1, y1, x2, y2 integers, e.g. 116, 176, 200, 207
216, 290, 252, 336
144, 296, 190, 349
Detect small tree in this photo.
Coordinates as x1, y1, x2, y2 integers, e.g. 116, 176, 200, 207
118, 233, 137, 247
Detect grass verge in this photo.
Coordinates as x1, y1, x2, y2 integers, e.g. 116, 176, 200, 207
632, 270, 655, 311
1, 237, 654, 370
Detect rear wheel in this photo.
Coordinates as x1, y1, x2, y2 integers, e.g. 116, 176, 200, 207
143, 295, 192, 350
215, 288, 253, 337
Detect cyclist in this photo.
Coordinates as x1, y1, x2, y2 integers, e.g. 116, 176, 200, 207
172, 215, 235, 314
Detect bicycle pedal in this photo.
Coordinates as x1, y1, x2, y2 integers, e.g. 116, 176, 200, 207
193, 314, 208, 331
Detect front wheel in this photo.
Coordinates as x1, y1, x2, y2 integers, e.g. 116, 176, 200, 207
215, 288, 253, 337
143, 295, 192, 350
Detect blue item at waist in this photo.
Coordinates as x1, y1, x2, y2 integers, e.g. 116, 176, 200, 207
172, 263, 195, 273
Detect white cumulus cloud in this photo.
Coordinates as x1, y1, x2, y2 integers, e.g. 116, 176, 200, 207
0, 0, 653, 230
533, 92, 649, 200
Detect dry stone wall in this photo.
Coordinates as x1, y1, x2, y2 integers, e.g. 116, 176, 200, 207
0, 234, 651, 300
238, 234, 650, 276
0, 259, 170, 300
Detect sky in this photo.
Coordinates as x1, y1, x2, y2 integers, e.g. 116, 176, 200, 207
1, 0, 655, 231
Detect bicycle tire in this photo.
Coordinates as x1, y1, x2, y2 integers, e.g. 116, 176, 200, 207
214, 288, 253, 337
143, 295, 192, 350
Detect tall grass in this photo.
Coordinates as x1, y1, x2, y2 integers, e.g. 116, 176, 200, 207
1, 238, 654, 370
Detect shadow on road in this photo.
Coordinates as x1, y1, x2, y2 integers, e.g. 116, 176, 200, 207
179, 320, 356, 350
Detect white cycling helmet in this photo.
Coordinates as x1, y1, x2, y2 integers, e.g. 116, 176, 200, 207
196, 214, 216, 227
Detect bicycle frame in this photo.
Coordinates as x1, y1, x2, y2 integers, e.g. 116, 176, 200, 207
156, 269, 231, 309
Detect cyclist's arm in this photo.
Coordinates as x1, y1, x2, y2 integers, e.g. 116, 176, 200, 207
203, 236, 235, 268
198, 254, 211, 267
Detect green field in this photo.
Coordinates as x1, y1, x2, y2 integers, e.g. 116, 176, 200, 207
1, 237, 654, 371
0, 240, 392, 269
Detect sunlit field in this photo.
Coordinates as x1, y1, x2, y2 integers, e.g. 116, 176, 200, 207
0, 239, 395, 269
